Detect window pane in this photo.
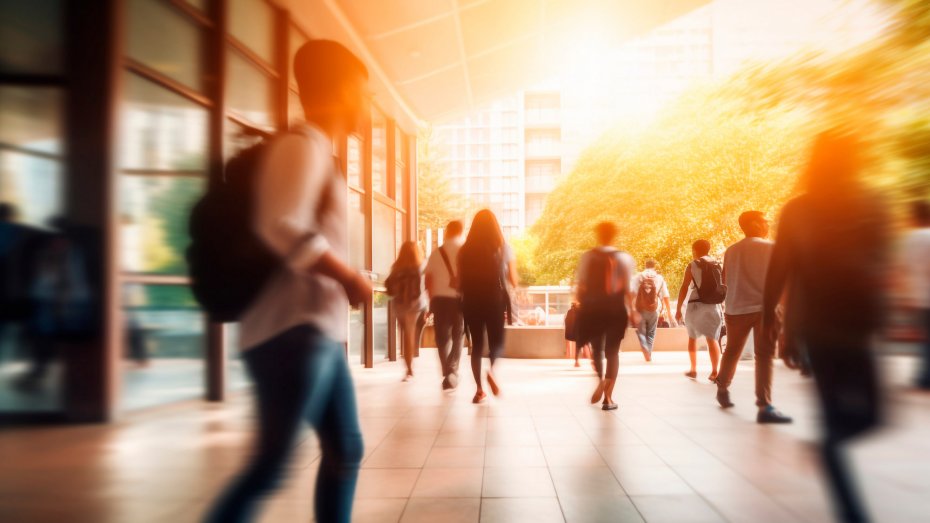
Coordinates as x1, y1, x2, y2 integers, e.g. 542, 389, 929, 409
371, 110, 387, 195
396, 162, 407, 210
120, 176, 205, 275
224, 119, 264, 160
348, 309, 363, 363
0, 0, 63, 75
122, 284, 205, 411
373, 291, 389, 361
348, 189, 366, 270
0, 87, 62, 155
0, 150, 63, 227
229, 0, 274, 64
396, 211, 405, 251
287, 89, 303, 127
372, 202, 395, 279
127, 0, 205, 92
121, 74, 208, 170
227, 49, 275, 128
289, 25, 308, 88
347, 134, 362, 188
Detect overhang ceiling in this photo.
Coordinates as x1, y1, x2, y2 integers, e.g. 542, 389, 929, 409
284, 0, 710, 129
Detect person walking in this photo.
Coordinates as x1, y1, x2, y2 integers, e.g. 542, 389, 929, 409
897, 201, 930, 390
631, 259, 672, 362
675, 240, 724, 381
575, 222, 638, 411
763, 131, 888, 523
205, 41, 372, 523
424, 220, 465, 390
714, 211, 792, 423
386, 241, 427, 381
457, 209, 517, 403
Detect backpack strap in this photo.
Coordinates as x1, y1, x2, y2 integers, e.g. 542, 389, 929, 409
438, 245, 456, 280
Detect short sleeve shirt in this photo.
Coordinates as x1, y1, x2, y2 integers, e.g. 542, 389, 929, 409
424, 239, 462, 299
723, 237, 774, 315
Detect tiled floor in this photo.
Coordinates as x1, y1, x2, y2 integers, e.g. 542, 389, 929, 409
2, 350, 929, 522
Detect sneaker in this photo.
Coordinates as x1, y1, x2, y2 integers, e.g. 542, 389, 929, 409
716, 388, 734, 408
641, 348, 652, 362
601, 402, 618, 411
472, 390, 487, 404
757, 406, 793, 424
591, 379, 606, 404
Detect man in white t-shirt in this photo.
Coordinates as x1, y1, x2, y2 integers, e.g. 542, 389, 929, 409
631, 259, 672, 361
425, 220, 465, 390
716, 211, 791, 424
898, 201, 930, 389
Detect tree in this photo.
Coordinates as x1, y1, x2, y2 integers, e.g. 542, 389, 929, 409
416, 125, 467, 233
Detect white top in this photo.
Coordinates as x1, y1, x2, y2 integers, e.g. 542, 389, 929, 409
898, 227, 930, 308
239, 124, 349, 349
576, 246, 635, 294
424, 238, 462, 299
723, 237, 774, 315
631, 269, 670, 299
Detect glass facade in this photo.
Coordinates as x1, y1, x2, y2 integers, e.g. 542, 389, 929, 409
0, 0, 416, 420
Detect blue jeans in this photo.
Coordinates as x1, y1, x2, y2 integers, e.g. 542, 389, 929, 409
206, 324, 363, 523
636, 310, 659, 354
920, 308, 930, 388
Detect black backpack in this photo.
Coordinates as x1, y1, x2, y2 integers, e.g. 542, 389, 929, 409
186, 136, 282, 322
695, 258, 727, 305
581, 250, 625, 303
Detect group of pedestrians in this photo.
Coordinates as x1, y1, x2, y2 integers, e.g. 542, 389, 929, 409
201, 39, 916, 523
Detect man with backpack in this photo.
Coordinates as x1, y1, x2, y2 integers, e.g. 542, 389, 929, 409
631, 259, 672, 362
202, 41, 372, 523
715, 211, 792, 424
575, 222, 638, 410
425, 220, 465, 390
675, 239, 725, 382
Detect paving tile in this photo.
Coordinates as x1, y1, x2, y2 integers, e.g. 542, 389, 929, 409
400, 497, 480, 523
482, 466, 556, 498
479, 497, 565, 523
411, 467, 483, 498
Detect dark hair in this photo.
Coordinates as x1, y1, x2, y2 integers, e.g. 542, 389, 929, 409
594, 221, 617, 245
692, 239, 711, 257
0, 202, 15, 221
738, 211, 765, 234
294, 40, 368, 108
391, 240, 422, 272
445, 220, 464, 238
913, 201, 930, 226
463, 209, 503, 253
644, 258, 657, 269
803, 130, 862, 196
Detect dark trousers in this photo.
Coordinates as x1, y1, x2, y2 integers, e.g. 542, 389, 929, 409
808, 343, 881, 523
431, 297, 464, 388
577, 302, 627, 380
919, 308, 930, 388
205, 325, 363, 523
463, 300, 506, 387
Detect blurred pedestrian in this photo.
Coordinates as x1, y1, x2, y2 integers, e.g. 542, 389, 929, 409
575, 222, 638, 410
896, 200, 930, 390
457, 209, 515, 403
675, 240, 725, 381
386, 241, 427, 381
763, 130, 888, 523
631, 259, 672, 361
425, 220, 465, 390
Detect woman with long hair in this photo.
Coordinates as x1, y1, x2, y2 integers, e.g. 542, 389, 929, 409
385, 241, 427, 381
457, 209, 517, 403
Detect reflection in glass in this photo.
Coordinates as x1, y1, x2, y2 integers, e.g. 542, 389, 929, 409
0, 87, 63, 155
396, 211, 405, 253
122, 284, 204, 411
373, 291, 389, 360
347, 134, 362, 188
0, 0, 63, 75
121, 73, 208, 170
127, 0, 205, 92
372, 111, 388, 195
348, 189, 366, 270
0, 151, 63, 227
395, 129, 407, 208
372, 202, 395, 279
229, 0, 274, 64
226, 49, 275, 127
120, 176, 205, 275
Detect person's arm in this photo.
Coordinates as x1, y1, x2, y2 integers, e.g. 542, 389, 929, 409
255, 134, 371, 307
575, 253, 587, 302
763, 210, 796, 368
507, 259, 519, 288
676, 265, 693, 323
424, 254, 436, 300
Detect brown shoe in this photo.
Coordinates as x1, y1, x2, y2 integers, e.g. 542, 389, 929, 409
487, 372, 500, 396
472, 390, 487, 404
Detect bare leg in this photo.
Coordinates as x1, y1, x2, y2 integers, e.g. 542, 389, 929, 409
687, 338, 698, 374
707, 338, 721, 381
403, 318, 415, 377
